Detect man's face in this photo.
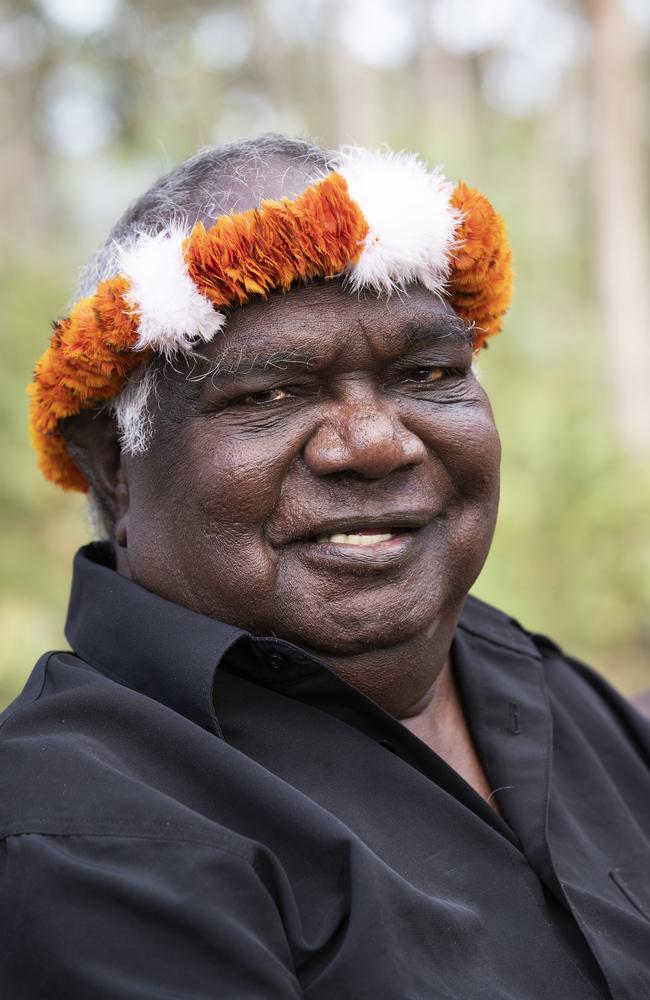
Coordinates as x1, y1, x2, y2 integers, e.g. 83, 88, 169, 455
119, 280, 500, 656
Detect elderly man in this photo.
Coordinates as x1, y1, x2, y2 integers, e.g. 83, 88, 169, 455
1, 134, 648, 999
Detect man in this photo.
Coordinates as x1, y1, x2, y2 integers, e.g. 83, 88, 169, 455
2, 134, 648, 998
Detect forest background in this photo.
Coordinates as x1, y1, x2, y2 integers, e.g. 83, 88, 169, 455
1, 0, 649, 709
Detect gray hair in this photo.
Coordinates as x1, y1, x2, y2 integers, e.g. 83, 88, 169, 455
78, 133, 334, 463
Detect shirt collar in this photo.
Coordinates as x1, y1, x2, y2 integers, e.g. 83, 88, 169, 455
65, 543, 329, 735
65, 542, 248, 735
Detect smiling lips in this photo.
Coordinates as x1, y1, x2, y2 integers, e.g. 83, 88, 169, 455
296, 511, 437, 550
315, 530, 400, 547
300, 524, 424, 568
285, 511, 437, 559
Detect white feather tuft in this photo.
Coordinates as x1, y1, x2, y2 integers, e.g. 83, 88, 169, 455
117, 226, 226, 356
336, 147, 462, 296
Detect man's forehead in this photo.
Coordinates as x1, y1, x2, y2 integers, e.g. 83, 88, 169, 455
194, 280, 469, 372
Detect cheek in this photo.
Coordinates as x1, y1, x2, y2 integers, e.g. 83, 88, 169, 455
440, 408, 501, 582
191, 428, 295, 531
452, 411, 501, 501
411, 402, 501, 580
416, 401, 501, 503
126, 423, 307, 626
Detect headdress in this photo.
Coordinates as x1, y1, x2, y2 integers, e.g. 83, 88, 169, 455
28, 146, 513, 492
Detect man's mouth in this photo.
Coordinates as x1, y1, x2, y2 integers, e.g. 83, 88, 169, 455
279, 511, 441, 572
290, 520, 429, 573
289, 510, 434, 546
269, 510, 440, 571
315, 530, 399, 546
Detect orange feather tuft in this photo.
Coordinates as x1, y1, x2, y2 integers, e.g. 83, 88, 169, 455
28, 280, 146, 492
449, 182, 513, 348
185, 173, 368, 307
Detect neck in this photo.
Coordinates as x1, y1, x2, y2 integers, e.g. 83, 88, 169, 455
305, 614, 459, 719
398, 657, 458, 749
308, 617, 498, 809
398, 656, 499, 810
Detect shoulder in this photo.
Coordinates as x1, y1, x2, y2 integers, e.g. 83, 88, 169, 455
459, 593, 539, 655
460, 593, 650, 760
0, 828, 298, 998
0, 650, 250, 853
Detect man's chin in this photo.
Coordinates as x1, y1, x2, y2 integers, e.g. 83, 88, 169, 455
281, 602, 447, 659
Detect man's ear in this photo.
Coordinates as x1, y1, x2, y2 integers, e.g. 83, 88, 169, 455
60, 407, 128, 543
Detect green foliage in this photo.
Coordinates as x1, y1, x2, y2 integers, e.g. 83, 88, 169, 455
0, 252, 88, 707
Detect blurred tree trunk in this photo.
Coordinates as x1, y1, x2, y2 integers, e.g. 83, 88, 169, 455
324, 0, 383, 147
591, 0, 650, 457
413, 0, 480, 166
245, 0, 286, 111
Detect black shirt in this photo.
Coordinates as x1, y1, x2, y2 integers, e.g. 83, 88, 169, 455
1, 543, 649, 999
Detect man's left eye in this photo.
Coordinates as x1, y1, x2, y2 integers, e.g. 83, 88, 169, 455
403, 366, 445, 384
241, 387, 292, 405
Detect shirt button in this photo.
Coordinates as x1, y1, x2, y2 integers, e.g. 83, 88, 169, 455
269, 651, 284, 671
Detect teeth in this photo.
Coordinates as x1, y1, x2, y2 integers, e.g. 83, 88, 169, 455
316, 532, 395, 546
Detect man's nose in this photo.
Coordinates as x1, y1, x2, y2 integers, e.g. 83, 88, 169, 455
303, 404, 428, 479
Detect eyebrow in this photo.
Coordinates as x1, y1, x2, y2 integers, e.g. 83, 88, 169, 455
190, 311, 471, 385
403, 314, 473, 350
192, 347, 320, 381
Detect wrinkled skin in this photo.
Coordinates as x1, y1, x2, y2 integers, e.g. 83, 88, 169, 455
93, 279, 500, 719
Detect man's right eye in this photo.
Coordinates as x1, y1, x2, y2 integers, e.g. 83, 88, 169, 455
402, 366, 446, 384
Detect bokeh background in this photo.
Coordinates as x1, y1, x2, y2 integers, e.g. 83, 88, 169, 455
1, 0, 649, 710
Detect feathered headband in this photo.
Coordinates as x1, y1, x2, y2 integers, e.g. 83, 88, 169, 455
28, 147, 513, 492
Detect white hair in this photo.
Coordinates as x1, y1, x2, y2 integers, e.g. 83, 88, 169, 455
111, 363, 159, 456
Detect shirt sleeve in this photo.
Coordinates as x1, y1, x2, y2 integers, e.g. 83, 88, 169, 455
0, 831, 303, 1000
